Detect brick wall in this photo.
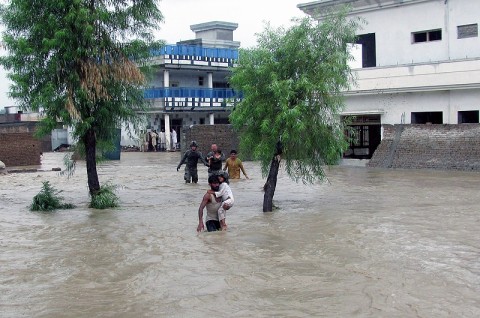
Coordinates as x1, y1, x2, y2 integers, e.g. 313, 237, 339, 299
368, 124, 480, 170
0, 123, 48, 167
179, 124, 240, 157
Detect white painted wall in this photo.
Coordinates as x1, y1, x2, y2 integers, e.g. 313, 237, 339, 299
0, 45, 15, 110
354, 0, 480, 66
447, 0, 480, 59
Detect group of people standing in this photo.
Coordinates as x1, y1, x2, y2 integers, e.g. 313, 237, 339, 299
176, 142, 249, 232
142, 129, 178, 152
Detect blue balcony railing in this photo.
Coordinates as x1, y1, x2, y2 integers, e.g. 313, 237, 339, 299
150, 45, 239, 60
144, 87, 242, 99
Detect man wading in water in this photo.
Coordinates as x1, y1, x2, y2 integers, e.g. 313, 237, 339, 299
177, 141, 209, 183
197, 175, 223, 232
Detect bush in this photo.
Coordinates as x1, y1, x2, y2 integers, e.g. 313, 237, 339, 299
30, 181, 75, 211
89, 183, 119, 209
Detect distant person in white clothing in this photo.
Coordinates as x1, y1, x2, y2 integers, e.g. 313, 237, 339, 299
159, 129, 166, 151
171, 129, 178, 151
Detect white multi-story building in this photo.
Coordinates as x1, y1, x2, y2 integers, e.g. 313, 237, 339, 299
128, 21, 241, 149
298, 0, 480, 159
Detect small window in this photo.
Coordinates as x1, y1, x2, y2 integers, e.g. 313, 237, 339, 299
198, 76, 204, 86
412, 29, 442, 43
458, 24, 478, 39
413, 32, 427, 43
458, 110, 479, 123
411, 111, 443, 124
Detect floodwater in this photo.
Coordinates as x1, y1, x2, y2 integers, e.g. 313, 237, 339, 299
1, 152, 479, 318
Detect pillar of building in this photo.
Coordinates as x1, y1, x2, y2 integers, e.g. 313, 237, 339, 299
209, 113, 215, 125
164, 113, 171, 150
164, 70, 170, 87
208, 72, 214, 125
207, 72, 213, 88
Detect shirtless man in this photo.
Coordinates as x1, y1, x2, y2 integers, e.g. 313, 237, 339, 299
197, 175, 223, 232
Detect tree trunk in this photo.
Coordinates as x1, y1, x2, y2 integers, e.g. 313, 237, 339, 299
84, 128, 100, 196
263, 141, 283, 212
263, 155, 281, 212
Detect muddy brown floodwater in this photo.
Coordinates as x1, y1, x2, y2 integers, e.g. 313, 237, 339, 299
0, 152, 479, 317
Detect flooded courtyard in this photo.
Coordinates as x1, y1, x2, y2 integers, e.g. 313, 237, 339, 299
1, 152, 479, 317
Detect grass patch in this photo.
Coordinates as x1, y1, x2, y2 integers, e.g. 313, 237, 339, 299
89, 183, 119, 209
30, 181, 76, 211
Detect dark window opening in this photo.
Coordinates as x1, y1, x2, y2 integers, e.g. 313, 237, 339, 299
458, 110, 479, 123
198, 76, 204, 86
213, 82, 229, 88
413, 32, 427, 43
412, 29, 442, 43
429, 30, 442, 41
200, 118, 205, 125
458, 24, 478, 39
411, 112, 443, 124
355, 33, 376, 68
215, 117, 230, 124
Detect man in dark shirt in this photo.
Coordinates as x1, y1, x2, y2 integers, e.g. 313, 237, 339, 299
205, 143, 225, 176
177, 141, 209, 183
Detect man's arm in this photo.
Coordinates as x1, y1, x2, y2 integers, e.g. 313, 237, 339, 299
198, 152, 209, 166
197, 192, 210, 232
239, 161, 249, 179
177, 151, 188, 170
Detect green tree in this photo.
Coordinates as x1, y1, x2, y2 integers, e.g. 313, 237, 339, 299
229, 10, 360, 212
0, 0, 163, 205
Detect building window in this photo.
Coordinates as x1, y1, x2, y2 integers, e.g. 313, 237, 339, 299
198, 76, 204, 86
411, 112, 443, 124
412, 29, 442, 43
355, 33, 376, 68
458, 110, 479, 123
458, 24, 478, 39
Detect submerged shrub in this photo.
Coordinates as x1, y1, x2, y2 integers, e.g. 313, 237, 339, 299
89, 183, 119, 209
30, 181, 75, 211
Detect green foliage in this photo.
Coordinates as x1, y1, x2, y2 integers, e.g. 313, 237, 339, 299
0, 0, 164, 197
229, 8, 361, 183
60, 151, 77, 179
1, 0, 163, 141
30, 181, 75, 211
89, 183, 119, 209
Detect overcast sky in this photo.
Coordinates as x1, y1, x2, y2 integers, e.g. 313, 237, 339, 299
156, 0, 306, 48
0, 0, 307, 109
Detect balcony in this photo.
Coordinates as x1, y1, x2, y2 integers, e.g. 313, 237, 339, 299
150, 45, 239, 68
144, 87, 240, 99
348, 58, 480, 95
144, 87, 242, 111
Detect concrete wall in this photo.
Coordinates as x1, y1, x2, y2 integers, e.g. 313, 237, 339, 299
179, 124, 239, 158
0, 123, 46, 167
368, 124, 480, 170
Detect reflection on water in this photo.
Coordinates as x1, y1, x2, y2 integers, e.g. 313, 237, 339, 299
1, 152, 479, 317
